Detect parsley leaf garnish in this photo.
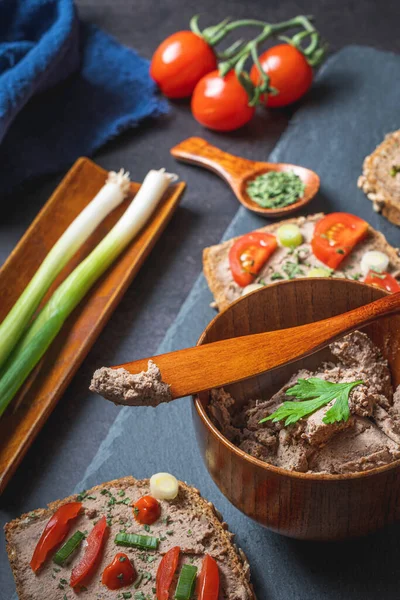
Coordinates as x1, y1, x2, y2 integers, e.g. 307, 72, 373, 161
260, 378, 364, 426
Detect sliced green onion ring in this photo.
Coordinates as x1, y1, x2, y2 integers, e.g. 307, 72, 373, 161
175, 564, 198, 600
114, 532, 159, 550
53, 530, 85, 565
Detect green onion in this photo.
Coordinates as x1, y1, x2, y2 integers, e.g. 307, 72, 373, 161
114, 532, 159, 550
175, 564, 198, 600
0, 170, 130, 371
0, 169, 177, 418
53, 531, 85, 565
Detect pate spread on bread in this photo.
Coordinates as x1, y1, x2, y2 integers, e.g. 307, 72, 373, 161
5, 476, 255, 600
358, 130, 400, 226
203, 213, 400, 311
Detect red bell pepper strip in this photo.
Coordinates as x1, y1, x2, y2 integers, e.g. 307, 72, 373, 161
133, 495, 161, 525
197, 554, 220, 600
30, 502, 82, 572
70, 516, 108, 588
101, 552, 136, 590
156, 546, 180, 600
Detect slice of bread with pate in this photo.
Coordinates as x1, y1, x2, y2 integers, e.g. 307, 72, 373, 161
203, 213, 400, 312
358, 130, 400, 226
5, 475, 255, 600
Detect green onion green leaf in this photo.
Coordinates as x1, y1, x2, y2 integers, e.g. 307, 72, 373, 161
175, 564, 198, 600
53, 531, 85, 566
114, 532, 159, 550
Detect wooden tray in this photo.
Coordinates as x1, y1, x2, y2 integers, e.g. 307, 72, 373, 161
0, 157, 185, 494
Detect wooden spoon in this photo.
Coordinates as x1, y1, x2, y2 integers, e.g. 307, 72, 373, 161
170, 137, 320, 218
110, 290, 400, 403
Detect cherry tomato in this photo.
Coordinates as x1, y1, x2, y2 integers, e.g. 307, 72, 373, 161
229, 232, 277, 287
250, 44, 313, 108
197, 554, 220, 600
70, 516, 108, 588
156, 546, 180, 600
133, 495, 161, 525
150, 31, 217, 98
102, 552, 136, 590
311, 213, 368, 269
364, 271, 400, 293
191, 70, 255, 131
30, 502, 82, 572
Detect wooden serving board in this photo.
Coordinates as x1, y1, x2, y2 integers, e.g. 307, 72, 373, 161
0, 157, 185, 494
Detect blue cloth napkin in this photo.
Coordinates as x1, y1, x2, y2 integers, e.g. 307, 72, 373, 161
0, 0, 168, 195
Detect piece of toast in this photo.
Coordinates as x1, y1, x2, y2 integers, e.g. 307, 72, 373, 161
203, 213, 400, 312
5, 476, 256, 600
358, 130, 400, 226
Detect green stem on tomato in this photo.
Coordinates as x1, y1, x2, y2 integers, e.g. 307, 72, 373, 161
191, 14, 326, 104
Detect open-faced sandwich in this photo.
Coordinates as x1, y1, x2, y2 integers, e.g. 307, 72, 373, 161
5, 474, 255, 600
209, 331, 400, 475
203, 212, 400, 311
358, 129, 400, 226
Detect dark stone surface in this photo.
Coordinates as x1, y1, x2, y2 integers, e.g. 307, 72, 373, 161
1, 1, 400, 598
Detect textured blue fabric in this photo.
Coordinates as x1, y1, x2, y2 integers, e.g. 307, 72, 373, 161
0, 0, 168, 195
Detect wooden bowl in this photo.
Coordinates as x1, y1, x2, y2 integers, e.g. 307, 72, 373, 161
193, 278, 400, 541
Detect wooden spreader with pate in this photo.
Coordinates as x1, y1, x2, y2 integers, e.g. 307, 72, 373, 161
5, 474, 255, 600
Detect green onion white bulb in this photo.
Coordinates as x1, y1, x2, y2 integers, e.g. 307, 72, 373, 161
0, 170, 130, 370
308, 267, 332, 278
277, 224, 303, 248
0, 169, 177, 418
360, 251, 389, 276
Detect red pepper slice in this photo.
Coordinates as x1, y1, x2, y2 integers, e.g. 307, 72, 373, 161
364, 270, 400, 293
101, 552, 136, 590
156, 546, 180, 600
197, 554, 220, 600
70, 516, 108, 588
229, 232, 277, 287
133, 495, 161, 525
30, 502, 82, 573
311, 213, 368, 269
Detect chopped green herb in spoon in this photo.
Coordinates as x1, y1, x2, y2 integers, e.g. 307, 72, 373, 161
246, 170, 305, 209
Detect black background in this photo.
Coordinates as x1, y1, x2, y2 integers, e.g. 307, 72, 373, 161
2, 0, 400, 597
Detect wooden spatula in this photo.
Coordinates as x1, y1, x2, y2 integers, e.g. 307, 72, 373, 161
110, 291, 400, 403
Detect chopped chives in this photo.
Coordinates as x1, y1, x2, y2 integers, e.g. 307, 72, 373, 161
53, 531, 85, 565
175, 564, 198, 600
246, 170, 304, 209
114, 532, 159, 550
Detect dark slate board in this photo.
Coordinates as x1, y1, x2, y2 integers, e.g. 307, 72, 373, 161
21, 46, 400, 599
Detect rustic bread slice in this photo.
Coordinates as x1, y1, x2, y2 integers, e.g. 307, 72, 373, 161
203, 213, 400, 312
5, 476, 256, 600
358, 130, 400, 226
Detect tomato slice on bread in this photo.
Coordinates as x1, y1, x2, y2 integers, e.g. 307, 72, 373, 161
30, 502, 82, 572
364, 271, 400, 293
311, 213, 368, 269
229, 232, 277, 287
156, 546, 180, 600
70, 516, 108, 588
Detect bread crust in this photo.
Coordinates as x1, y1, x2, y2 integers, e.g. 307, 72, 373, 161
203, 213, 400, 312
5, 476, 256, 600
358, 130, 400, 226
